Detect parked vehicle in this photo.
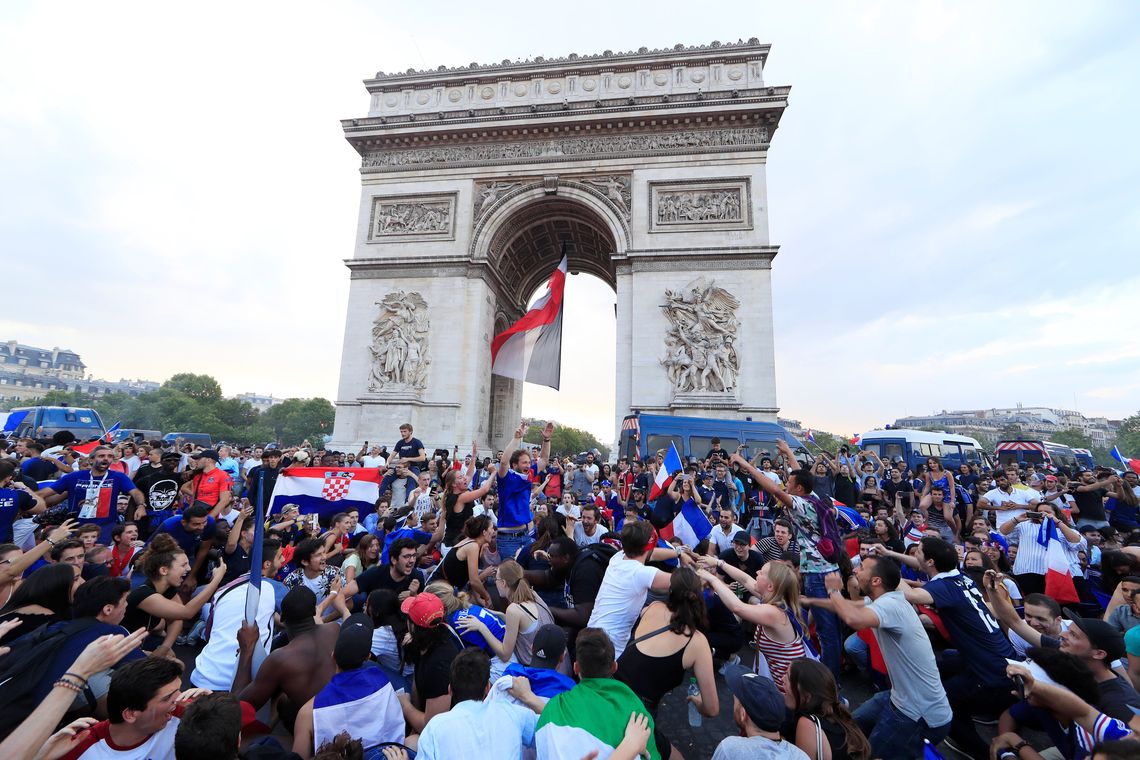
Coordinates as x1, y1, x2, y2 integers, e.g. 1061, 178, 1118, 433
1072, 448, 1096, 470
162, 432, 214, 449
110, 428, 162, 444
858, 429, 993, 472
994, 439, 1079, 471
3, 406, 106, 441
617, 412, 808, 464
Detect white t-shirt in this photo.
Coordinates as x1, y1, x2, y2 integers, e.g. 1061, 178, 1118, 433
360, 454, 387, 468
586, 552, 660, 659
984, 487, 1041, 525
242, 458, 261, 474
190, 578, 276, 690
574, 522, 609, 547
122, 455, 140, 477
215, 508, 241, 528
709, 524, 744, 553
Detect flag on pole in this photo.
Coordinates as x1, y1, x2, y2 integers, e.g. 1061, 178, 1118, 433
268, 467, 381, 520
648, 442, 684, 501
1, 410, 30, 436
1111, 446, 1140, 476
245, 469, 267, 622
848, 433, 861, 446
805, 429, 817, 445
1039, 518, 1079, 604
490, 252, 567, 390
657, 498, 714, 547
71, 422, 122, 456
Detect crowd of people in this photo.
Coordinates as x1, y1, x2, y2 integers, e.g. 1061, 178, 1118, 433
0, 421, 1139, 760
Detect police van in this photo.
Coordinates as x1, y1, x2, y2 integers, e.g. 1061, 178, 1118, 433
617, 412, 808, 464
3, 406, 106, 441
858, 429, 993, 472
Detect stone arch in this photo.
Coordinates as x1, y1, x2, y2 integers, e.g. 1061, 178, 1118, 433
472, 183, 629, 311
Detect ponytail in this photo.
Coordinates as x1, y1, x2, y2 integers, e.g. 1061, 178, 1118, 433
137, 533, 185, 581
495, 559, 536, 605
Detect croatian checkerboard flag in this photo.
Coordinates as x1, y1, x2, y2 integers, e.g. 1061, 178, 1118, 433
491, 252, 566, 390
268, 467, 381, 520
1038, 518, 1079, 604
1111, 446, 1140, 476
648, 442, 684, 501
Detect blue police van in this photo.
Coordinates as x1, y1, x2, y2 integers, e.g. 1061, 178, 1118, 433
617, 412, 809, 463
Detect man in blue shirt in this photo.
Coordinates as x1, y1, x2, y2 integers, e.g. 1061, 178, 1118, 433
153, 502, 217, 592
902, 537, 1018, 758
37, 446, 145, 543
497, 420, 552, 561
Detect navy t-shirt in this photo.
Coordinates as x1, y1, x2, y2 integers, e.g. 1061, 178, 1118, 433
393, 437, 426, 472
155, 514, 217, 557
0, 487, 34, 543
498, 468, 532, 529
50, 470, 137, 542
35, 620, 144, 701
924, 570, 1016, 686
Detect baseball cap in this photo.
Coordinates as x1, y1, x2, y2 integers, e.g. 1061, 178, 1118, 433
1062, 610, 1126, 661
723, 663, 786, 731
601, 479, 612, 487
731, 532, 751, 546
160, 451, 181, 461
402, 592, 445, 628
191, 449, 220, 462
530, 624, 567, 669
240, 700, 272, 738
334, 613, 375, 670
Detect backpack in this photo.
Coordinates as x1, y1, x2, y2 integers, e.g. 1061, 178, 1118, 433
0, 617, 101, 739
788, 495, 844, 565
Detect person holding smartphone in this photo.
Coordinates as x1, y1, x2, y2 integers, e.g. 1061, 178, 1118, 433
998, 503, 1085, 596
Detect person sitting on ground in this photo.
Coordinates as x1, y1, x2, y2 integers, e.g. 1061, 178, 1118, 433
787, 659, 871, 760
417, 647, 545, 760
454, 558, 555, 671
293, 614, 407, 759
713, 663, 810, 760
344, 537, 423, 601
283, 537, 345, 608
232, 586, 346, 734
397, 591, 463, 734
534, 627, 662, 760
0, 563, 80, 645
120, 533, 226, 656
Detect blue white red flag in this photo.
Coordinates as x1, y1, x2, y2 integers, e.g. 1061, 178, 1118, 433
1111, 446, 1140, 476
658, 498, 714, 547
1039, 518, 1079, 604
648, 442, 684, 501
805, 429, 816, 445
848, 433, 861, 445
491, 253, 566, 390
834, 501, 867, 530
1, 410, 29, 435
269, 467, 381, 520
71, 422, 122, 456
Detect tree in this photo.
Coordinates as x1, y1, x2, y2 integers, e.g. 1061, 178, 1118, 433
523, 421, 609, 460
261, 398, 335, 446
807, 431, 845, 456
1049, 430, 1093, 449
1116, 411, 1140, 460
163, 374, 223, 403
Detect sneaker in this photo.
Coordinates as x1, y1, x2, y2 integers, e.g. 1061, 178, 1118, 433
185, 620, 207, 647
940, 737, 972, 759
175, 634, 188, 646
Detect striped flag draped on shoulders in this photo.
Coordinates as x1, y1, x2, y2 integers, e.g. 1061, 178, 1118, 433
491, 253, 567, 391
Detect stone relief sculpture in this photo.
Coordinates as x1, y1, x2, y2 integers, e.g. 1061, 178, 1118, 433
368, 291, 431, 391
582, 175, 632, 217
372, 199, 452, 236
657, 188, 742, 224
661, 278, 740, 394
474, 181, 521, 220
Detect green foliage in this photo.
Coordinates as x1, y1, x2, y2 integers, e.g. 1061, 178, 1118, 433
806, 431, 845, 456
1048, 429, 1093, 449
524, 421, 610, 460
7, 376, 332, 446
1116, 411, 1140, 460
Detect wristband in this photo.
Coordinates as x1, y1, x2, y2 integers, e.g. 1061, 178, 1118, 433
828, 588, 843, 595
54, 678, 84, 694
45, 537, 58, 547
63, 672, 90, 685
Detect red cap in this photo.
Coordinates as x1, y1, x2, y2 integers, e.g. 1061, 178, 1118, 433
240, 701, 272, 738
401, 592, 445, 628
642, 525, 661, 556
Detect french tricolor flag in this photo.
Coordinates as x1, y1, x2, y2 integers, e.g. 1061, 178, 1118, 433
491, 252, 566, 391
1111, 446, 1140, 476
1038, 519, 1079, 604
648, 442, 684, 501
805, 429, 816, 445
658, 498, 715, 547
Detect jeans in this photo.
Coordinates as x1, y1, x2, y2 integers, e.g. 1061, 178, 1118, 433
496, 529, 532, 562
844, 632, 870, 673
803, 571, 842, 678
943, 669, 1015, 758
854, 691, 951, 760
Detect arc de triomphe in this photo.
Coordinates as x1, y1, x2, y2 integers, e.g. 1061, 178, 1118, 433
330, 39, 789, 451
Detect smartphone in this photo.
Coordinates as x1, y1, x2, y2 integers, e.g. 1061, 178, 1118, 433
1012, 674, 1026, 701
1027, 512, 1044, 522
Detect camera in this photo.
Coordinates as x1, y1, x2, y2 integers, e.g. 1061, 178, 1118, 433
33, 507, 79, 526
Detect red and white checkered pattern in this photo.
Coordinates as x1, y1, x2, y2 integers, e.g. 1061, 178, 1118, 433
321, 473, 352, 502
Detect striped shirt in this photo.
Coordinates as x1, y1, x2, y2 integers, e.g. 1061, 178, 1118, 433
1009, 520, 1085, 576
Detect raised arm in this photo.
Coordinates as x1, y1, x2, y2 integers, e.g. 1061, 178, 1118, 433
538, 422, 553, 470
730, 451, 793, 510
984, 571, 1042, 647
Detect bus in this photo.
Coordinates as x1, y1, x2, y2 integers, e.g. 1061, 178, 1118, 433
858, 429, 993, 472
1071, 448, 1096, 470
3, 406, 106, 441
617, 413, 809, 464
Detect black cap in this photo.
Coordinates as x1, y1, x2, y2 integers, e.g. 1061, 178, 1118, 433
334, 613, 374, 670
191, 449, 219, 462
530, 624, 566, 669
160, 451, 181, 461
731, 532, 751, 546
723, 663, 786, 731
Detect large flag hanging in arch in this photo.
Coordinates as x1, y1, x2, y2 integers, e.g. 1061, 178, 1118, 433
490, 252, 567, 390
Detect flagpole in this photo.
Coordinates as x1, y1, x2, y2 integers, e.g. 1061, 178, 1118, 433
245, 468, 266, 623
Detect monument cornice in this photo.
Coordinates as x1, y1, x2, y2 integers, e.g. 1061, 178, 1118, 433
365, 39, 771, 86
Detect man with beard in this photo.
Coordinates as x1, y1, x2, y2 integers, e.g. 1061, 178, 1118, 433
38, 446, 145, 543
132, 451, 184, 538
244, 448, 284, 511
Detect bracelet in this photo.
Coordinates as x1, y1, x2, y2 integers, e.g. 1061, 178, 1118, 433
1012, 741, 1030, 754
543, 438, 552, 443
62, 672, 90, 685
45, 537, 58, 547
828, 588, 843, 595
54, 678, 84, 694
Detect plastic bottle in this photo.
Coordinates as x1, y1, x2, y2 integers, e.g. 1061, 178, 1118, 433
687, 677, 702, 727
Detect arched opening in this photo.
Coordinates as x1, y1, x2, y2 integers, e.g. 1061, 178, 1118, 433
482, 193, 620, 445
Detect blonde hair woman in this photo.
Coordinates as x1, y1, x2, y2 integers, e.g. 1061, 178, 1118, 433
455, 559, 555, 667
697, 557, 809, 696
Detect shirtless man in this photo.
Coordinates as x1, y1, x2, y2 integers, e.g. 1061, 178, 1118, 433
231, 585, 346, 731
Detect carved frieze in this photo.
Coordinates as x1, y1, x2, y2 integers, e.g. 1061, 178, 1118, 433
661, 278, 740, 395
367, 193, 456, 243
363, 127, 768, 171
649, 178, 752, 233
581, 175, 632, 219
368, 291, 430, 393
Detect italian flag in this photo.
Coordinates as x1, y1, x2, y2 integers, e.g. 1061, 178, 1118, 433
535, 677, 661, 760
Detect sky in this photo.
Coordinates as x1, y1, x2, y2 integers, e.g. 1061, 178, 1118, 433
2, 1, 1137, 442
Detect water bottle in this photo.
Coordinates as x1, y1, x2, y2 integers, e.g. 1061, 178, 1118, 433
687, 677, 702, 727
